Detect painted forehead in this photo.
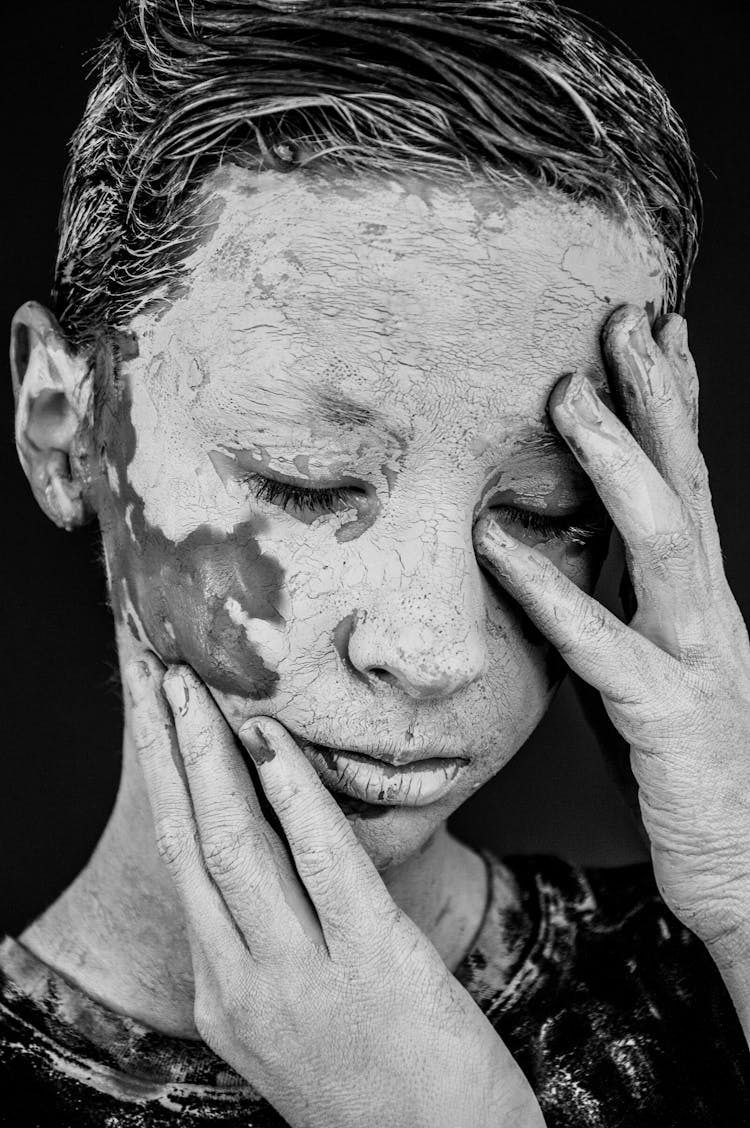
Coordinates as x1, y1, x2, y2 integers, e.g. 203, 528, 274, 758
190, 164, 662, 307
133, 164, 665, 440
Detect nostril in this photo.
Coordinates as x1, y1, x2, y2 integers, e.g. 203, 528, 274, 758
367, 666, 399, 687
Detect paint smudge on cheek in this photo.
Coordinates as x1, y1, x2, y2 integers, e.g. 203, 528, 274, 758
103, 382, 284, 699
334, 491, 382, 543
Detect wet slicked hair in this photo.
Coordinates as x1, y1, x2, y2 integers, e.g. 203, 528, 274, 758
54, 0, 701, 344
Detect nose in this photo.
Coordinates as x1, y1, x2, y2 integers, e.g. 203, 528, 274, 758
343, 559, 488, 701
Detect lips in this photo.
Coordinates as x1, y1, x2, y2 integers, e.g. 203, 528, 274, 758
285, 727, 468, 770
296, 735, 469, 808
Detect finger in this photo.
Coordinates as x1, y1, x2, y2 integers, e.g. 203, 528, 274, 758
161, 666, 324, 952
548, 369, 708, 636
124, 657, 242, 958
474, 514, 673, 700
653, 313, 699, 434
649, 315, 725, 578
239, 719, 392, 951
602, 306, 711, 518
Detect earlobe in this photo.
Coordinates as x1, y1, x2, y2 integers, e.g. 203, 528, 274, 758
10, 301, 96, 531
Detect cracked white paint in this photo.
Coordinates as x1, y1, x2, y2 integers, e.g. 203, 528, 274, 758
104, 162, 665, 866
224, 596, 286, 668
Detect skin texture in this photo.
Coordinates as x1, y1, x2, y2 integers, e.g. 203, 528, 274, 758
95, 165, 663, 879
14, 168, 670, 1051
13, 165, 750, 1123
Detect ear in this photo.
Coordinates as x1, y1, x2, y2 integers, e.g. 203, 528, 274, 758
10, 301, 96, 531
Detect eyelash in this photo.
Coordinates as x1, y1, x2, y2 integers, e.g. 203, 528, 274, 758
241, 473, 363, 515
242, 473, 607, 543
503, 507, 608, 544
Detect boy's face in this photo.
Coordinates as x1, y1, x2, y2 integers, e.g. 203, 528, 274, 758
98, 165, 663, 870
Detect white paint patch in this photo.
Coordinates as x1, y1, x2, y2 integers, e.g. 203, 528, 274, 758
224, 596, 285, 666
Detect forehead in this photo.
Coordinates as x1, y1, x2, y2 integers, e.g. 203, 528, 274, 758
134, 164, 665, 436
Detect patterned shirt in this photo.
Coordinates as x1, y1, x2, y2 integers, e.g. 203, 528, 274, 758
1, 853, 748, 1126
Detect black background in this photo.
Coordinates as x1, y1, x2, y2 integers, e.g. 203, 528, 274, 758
1, 3, 748, 935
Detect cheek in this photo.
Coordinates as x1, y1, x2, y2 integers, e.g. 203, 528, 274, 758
137, 526, 284, 699
103, 486, 286, 699
100, 380, 288, 698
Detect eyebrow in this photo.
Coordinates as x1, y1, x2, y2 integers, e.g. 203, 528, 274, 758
305, 387, 411, 448
520, 426, 574, 459
303, 386, 573, 462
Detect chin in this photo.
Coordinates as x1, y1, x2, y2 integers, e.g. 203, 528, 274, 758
333, 794, 445, 872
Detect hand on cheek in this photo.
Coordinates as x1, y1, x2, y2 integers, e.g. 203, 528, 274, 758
474, 304, 750, 968
123, 657, 542, 1128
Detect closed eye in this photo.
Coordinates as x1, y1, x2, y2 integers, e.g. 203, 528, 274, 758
242, 470, 609, 545
241, 472, 365, 516
494, 503, 610, 545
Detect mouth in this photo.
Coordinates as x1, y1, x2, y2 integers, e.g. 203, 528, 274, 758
295, 735, 470, 809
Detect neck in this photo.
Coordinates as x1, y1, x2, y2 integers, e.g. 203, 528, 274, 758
20, 724, 494, 1038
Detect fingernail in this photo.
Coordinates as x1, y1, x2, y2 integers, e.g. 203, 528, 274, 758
123, 659, 150, 704
564, 372, 603, 428
627, 313, 657, 360
163, 671, 190, 717
239, 723, 276, 765
474, 516, 518, 554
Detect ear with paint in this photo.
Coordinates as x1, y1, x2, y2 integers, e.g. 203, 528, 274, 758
10, 301, 96, 531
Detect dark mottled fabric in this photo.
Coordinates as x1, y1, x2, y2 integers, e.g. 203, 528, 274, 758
1, 853, 748, 1126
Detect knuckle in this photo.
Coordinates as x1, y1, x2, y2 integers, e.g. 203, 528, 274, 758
180, 728, 213, 768
683, 454, 710, 500
155, 823, 196, 871
270, 779, 304, 820
133, 719, 172, 758
558, 597, 612, 653
295, 841, 337, 880
641, 525, 696, 572
202, 826, 246, 878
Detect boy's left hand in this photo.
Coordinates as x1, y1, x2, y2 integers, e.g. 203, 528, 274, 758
475, 304, 750, 970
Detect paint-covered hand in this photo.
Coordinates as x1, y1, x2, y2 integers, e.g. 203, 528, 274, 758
124, 658, 545, 1128
474, 304, 750, 972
